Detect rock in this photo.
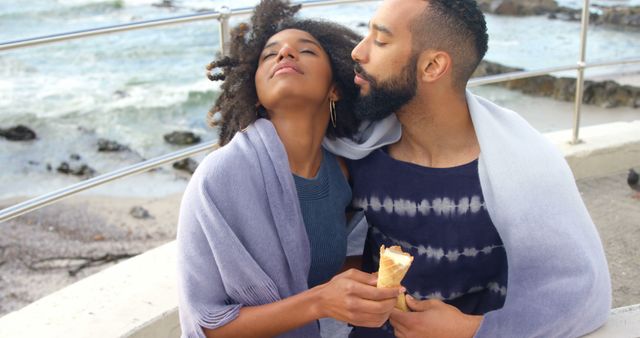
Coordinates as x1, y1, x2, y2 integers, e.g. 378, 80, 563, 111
173, 158, 199, 174
28, 160, 40, 166
56, 162, 96, 177
97, 138, 128, 152
152, 0, 175, 8
477, 0, 558, 16
130, 206, 152, 219
164, 131, 201, 145
70, 154, 81, 161
594, 6, 640, 28
46, 163, 52, 171
0, 125, 36, 141
113, 90, 128, 99
473, 60, 640, 108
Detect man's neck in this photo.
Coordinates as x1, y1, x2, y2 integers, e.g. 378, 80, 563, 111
269, 105, 328, 178
389, 89, 480, 168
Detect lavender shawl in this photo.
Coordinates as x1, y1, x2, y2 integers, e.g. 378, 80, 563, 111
176, 118, 321, 338
323, 91, 612, 337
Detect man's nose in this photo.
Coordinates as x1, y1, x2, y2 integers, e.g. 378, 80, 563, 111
351, 38, 368, 63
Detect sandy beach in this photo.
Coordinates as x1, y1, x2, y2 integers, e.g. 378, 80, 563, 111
1, 169, 639, 317
0, 193, 182, 316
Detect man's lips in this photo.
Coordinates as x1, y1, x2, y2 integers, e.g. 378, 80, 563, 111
354, 73, 369, 86
271, 61, 303, 78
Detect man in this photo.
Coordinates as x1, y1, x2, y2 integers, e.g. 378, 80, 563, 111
324, 0, 612, 337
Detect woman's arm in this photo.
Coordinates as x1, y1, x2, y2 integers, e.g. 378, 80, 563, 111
203, 269, 403, 338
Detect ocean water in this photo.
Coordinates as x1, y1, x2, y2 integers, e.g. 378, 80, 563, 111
1, 0, 639, 199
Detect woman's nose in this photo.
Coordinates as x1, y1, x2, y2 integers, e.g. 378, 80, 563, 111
277, 44, 297, 61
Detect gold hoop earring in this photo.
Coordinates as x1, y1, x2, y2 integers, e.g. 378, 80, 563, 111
330, 100, 337, 128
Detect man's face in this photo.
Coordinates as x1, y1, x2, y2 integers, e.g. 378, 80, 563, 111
351, 0, 427, 121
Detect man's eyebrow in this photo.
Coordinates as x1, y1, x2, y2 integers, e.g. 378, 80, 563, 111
262, 38, 322, 51
369, 21, 393, 36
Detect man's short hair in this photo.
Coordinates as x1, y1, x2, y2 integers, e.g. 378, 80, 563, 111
410, 0, 488, 89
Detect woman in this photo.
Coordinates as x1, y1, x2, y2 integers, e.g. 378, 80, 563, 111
176, 1, 403, 337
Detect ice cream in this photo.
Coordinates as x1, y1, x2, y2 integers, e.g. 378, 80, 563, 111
377, 245, 414, 312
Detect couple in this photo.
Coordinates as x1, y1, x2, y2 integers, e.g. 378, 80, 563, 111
177, 0, 612, 337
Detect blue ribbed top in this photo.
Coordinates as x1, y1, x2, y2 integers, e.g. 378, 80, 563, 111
293, 148, 351, 288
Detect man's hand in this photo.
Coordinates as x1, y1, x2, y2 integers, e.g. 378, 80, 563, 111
313, 269, 403, 327
389, 295, 482, 338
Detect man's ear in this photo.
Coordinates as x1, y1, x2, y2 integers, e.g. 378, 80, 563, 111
417, 50, 451, 83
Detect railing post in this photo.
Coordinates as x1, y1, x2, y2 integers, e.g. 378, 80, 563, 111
572, 0, 591, 145
217, 6, 231, 57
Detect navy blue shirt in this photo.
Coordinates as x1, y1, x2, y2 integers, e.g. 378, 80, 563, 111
347, 148, 508, 337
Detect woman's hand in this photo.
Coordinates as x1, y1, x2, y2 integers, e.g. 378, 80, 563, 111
312, 268, 404, 327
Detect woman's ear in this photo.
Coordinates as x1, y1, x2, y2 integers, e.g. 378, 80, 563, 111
329, 84, 341, 102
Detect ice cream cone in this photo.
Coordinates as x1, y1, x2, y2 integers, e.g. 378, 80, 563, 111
377, 245, 413, 312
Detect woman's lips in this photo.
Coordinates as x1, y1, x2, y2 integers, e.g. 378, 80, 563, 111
274, 66, 302, 76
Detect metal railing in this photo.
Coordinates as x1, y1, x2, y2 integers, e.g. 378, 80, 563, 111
1, 0, 640, 223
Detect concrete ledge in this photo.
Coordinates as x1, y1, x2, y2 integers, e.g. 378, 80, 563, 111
583, 304, 640, 337
0, 121, 639, 337
0, 242, 180, 338
546, 120, 640, 180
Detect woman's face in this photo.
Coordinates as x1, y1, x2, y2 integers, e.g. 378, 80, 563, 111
255, 29, 335, 112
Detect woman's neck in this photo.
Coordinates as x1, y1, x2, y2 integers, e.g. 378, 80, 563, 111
269, 106, 329, 178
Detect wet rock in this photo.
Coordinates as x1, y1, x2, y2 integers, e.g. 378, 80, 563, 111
173, 158, 199, 175
70, 154, 81, 161
0, 125, 36, 141
473, 60, 640, 108
477, 0, 558, 16
152, 0, 176, 8
164, 131, 201, 145
28, 160, 40, 166
113, 90, 128, 99
595, 6, 640, 28
46, 163, 52, 171
97, 139, 128, 152
130, 206, 152, 219
56, 162, 96, 177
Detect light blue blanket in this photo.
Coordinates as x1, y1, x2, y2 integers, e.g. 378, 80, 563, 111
324, 91, 612, 337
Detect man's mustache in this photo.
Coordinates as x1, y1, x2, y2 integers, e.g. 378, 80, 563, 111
354, 63, 374, 84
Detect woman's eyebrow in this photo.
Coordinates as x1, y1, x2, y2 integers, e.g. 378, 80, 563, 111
263, 38, 322, 50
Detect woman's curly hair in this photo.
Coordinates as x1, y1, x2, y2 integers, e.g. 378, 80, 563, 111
206, 0, 362, 146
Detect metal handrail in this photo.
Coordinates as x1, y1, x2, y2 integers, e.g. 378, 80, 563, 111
0, 0, 380, 52
0, 142, 219, 222
2, 0, 640, 224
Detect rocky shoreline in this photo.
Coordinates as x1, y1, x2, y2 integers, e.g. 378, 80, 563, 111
477, 0, 640, 28
473, 60, 640, 108
0, 127, 202, 179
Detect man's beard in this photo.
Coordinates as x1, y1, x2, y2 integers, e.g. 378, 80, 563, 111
354, 55, 418, 121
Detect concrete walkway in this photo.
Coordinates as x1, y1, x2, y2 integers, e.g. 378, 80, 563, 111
577, 170, 640, 308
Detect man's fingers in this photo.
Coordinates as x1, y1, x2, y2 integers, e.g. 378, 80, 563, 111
405, 294, 430, 312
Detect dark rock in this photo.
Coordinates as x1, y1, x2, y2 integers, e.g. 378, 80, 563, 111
0, 125, 36, 141
46, 163, 52, 171
70, 154, 81, 161
594, 6, 640, 28
164, 131, 201, 145
473, 60, 640, 108
130, 206, 152, 219
152, 0, 175, 8
56, 162, 96, 177
97, 138, 128, 152
173, 158, 199, 175
113, 90, 128, 99
477, 0, 558, 16
28, 160, 40, 166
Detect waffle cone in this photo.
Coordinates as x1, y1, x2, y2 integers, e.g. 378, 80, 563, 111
377, 245, 413, 312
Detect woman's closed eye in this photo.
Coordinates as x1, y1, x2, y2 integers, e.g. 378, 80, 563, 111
262, 52, 277, 60
300, 49, 317, 55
